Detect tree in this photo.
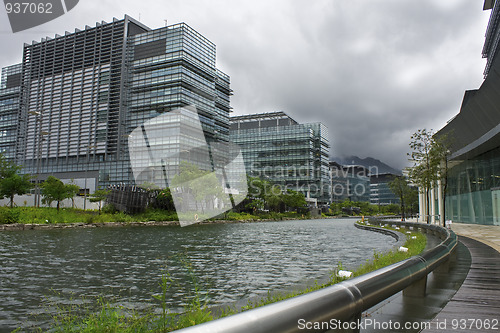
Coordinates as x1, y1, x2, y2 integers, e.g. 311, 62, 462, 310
170, 162, 225, 213
41, 176, 80, 211
281, 190, 307, 211
246, 176, 284, 212
0, 173, 33, 208
408, 129, 454, 226
89, 189, 110, 214
0, 152, 18, 180
265, 184, 283, 212
406, 186, 419, 217
151, 188, 175, 211
0, 153, 32, 207
65, 182, 80, 209
247, 176, 272, 201
388, 176, 412, 221
431, 132, 453, 227
407, 129, 441, 224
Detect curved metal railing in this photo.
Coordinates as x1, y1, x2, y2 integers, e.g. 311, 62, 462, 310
173, 220, 457, 333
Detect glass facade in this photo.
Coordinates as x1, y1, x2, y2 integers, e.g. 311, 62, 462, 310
434, 2, 500, 226
127, 23, 230, 147
0, 64, 21, 160
330, 164, 370, 203
370, 173, 400, 206
0, 16, 231, 192
445, 146, 500, 225
230, 112, 331, 205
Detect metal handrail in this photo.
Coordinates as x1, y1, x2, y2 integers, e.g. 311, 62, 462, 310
173, 220, 457, 333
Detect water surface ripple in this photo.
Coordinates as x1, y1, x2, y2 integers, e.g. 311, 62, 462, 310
0, 218, 396, 331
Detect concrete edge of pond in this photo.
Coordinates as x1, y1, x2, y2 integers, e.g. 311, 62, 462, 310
207, 221, 408, 317
0, 216, 347, 231
354, 221, 408, 249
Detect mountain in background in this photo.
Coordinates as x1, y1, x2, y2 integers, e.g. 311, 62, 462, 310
330, 155, 402, 175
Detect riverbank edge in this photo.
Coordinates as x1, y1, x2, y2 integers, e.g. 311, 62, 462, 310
27, 220, 427, 332
209, 221, 409, 316
0, 216, 341, 231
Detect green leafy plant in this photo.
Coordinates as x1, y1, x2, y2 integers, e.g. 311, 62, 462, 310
88, 189, 110, 214
0, 207, 20, 224
41, 176, 80, 211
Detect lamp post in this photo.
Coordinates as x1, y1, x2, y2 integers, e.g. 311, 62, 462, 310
36, 131, 50, 207
83, 145, 97, 210
28, 111, 48, 208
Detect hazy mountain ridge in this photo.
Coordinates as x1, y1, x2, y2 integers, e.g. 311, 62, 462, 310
330, 155, 402, 175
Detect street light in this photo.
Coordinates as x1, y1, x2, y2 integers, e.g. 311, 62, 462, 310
28, 111, 48, 208
83, 145, 97, 210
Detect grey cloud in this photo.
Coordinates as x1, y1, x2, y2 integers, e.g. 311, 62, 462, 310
0, 0, 490, 170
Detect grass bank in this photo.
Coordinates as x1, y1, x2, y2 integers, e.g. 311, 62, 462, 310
0, 206, 179, 224
31, 221, 426, 332
0, 207, 312, 226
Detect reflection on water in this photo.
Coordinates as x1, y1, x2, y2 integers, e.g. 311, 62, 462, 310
0, 218, 396, 331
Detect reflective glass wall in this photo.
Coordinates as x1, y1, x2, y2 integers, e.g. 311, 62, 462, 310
445, 146, 500, 225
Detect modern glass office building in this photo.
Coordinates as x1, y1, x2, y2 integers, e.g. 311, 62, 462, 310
434, 1, 500, 225
0, 16, 231, 193
370, 173, 400, 206
0, 64, 21, 161
330, 163, 371, 203
230, 112, 331, 205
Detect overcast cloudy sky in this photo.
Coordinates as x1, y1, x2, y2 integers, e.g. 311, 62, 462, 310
0, 0, 492, 169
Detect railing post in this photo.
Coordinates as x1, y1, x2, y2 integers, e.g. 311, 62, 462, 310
403, 275, 427, 297
434, 259, 450, 273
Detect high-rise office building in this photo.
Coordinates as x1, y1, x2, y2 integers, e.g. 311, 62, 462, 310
330, 162, 371, 203
369, 173, 401, 206
0, 64, 21, 161
433, 1, 500, 225
0, 16, 231, 193
229, 112, 330, 206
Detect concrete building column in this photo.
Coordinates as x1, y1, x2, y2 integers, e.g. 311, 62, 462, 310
438, 179, 444, 227
418, 188, 425, 222
430, 185, 436, 224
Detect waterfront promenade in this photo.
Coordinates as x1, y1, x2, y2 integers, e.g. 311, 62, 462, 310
450, 223, 500, 253
423, 222, 500, 332
422, 235, 500, 332
403, 220, 500, 332
404, 220, 500, 252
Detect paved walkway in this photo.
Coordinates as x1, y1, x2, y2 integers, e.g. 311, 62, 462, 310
422, 236, 500, 332
403, 218, 500, 253
399, 219, 500, 332
450, 223, 500, 253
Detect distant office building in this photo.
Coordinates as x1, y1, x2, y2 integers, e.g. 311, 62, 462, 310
433, 1, 500, 225
329, 161, 348, 203
0, 64, 21, 160
0, 16, 231, 193
370, 173, 400, 206
230, 112, 330, 205
330, 162, 371, 203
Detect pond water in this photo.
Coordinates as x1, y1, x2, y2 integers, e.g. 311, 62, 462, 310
0, 218, 397, 331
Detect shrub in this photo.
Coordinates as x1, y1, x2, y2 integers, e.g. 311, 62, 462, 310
0, 207, 20, 224
85, 214, 96, 224
102, 204, 117, 214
